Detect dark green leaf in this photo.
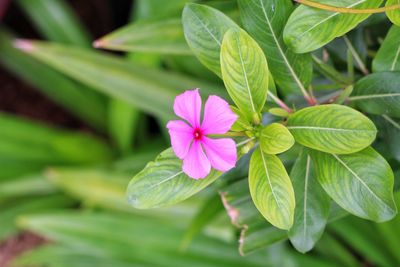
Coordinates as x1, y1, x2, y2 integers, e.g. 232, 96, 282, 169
283, 0, 383, 53
352, 72, 400, 118
238, 0, 312, 95
182, 3, 239, 76
288, 149, 330, 253
372, 26, 400, 72
311, 147, 397, 222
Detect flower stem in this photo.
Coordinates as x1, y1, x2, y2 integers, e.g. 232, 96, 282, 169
295, 0, 400, 14
267, 91, 293, 113
210, 132, 247, 138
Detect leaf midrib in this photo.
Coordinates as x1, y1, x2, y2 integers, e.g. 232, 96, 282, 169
234, 33, 257, 113
188, 8, 222, 46
258, 0, 306, 93
296, 0, 367, 40
260, 151, 282, 212
302, 155, 311, 243
332, 154, 394, 212
287, 126, 375, 133
350, 93, 400, 101
391, 45, 400, 71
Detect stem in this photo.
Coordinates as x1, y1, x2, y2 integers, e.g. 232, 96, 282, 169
236, 137, 256, 148
267, 91, 293, 113
295, 0, 400, 14
210, 132, 247, 138
343, 35, 369, 75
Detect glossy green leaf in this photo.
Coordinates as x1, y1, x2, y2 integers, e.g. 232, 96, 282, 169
386, 0, 400, 26
260, 123, 294, 155
287, 104, 377, 154
182, 3, 239, 76
221, 29, 269, 122
127, 148, 221, 209
95, 19, 191, 55
311, 147, 397, 222
283, 0, 383, 53
249, 148, 295, 230
238, 0, 312, 95
288, 149, 330, 253
352, 72, 400, 118
15, 41, 226, 120
372, 26, 400, 72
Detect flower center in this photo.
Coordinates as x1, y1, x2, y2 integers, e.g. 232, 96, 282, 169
193, 128, 203, 140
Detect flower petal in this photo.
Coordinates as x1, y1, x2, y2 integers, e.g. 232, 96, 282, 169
183, 140, 211, 179
173, 89, 202, 128
166, 120, 193, 159
201, 95, 238, 134
202, 137, 237, 172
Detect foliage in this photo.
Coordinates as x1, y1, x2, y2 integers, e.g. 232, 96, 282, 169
1, 0, 400, 266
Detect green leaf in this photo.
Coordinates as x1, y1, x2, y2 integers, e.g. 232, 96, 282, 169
238, 0, 313, 95
249, 148, 295, 230
219, 179, 287, 255
127, 148, 221, 209
372, 26, 400, 72
180, 193, 224, 250
182, 3, 239, 76
260, 123, 294, 155
15, 41, 226, 120
351, 72, 400, 118
311, 147, 397, 222
0, 173, 56, 198
230, 106, 252, 132
283, 0, 384, 53
287, 104, 377, 154
108, 99, 140, 154
288, 149, 330, 253
18, 211, 268, 267
95, 19, 191, 55
386, 0, 400, 26
16, 0, 91, 47
221, 29, 269, 122
330, 216, 398, 267
0, 30, 107, 131
0, 112, 113, 165
0, 195, 73, 240
377, 115, 400, 162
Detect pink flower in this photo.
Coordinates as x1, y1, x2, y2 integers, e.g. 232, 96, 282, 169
167, 89, 238, 179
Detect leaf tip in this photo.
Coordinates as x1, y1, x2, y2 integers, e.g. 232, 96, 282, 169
92, 39, 104, 49
13, 39, 35, 52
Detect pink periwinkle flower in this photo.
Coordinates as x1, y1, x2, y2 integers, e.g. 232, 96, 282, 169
167, 89, 238, 179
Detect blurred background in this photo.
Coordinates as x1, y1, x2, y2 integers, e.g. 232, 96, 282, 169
0, 1, 400, 267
